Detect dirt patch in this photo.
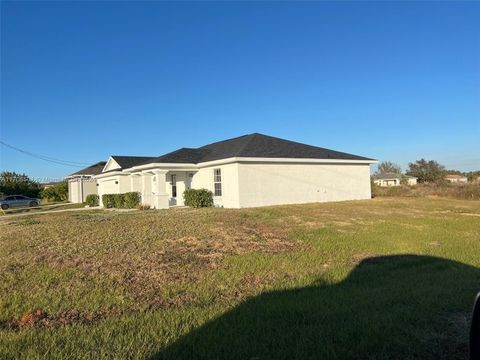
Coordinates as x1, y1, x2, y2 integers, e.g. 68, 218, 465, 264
2, 210, 297, 307
7, 309, 97, 330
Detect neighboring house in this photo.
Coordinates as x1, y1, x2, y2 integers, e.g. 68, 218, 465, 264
92, 133, 377, 209
41, 181, 62, 189
372, 173, 417, 187
445, 174, 468, 183
403, 175, 418, 186
65, 161, 106, 203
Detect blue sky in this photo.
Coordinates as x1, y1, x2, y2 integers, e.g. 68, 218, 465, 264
1, 1, 479, 180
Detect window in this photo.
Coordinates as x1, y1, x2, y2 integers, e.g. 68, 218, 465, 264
213, 168, 222, 196
171, 174, 177, 198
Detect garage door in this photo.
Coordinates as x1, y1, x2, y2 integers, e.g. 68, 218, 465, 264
101, 179, 118, 195
69, 181, 80, 203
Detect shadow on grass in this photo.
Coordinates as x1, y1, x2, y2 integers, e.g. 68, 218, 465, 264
152, 255, 479, 360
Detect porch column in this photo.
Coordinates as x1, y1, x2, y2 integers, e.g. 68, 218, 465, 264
152, 170, 169, 209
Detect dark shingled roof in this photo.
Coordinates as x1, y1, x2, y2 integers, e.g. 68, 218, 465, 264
69, 161, 107, 176
110, 156, 156, 169
144, 133, 373, 165
150, 148, 207, 164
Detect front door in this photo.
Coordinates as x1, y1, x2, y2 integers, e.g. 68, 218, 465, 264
170, 174, 177, 206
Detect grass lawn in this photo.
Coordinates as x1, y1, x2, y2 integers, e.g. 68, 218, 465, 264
1, 197, 480, 359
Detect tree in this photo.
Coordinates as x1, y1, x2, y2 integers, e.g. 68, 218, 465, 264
0, 171, 42, 198
444, 169, 463, 176
406, 159, 445, 183
40, 182, 68, 202
376, 161, 401, 175
466, 171, 480, 182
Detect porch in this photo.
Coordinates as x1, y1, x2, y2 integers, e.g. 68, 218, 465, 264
130, 169, 196, 209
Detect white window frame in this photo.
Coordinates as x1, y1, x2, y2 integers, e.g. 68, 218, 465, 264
213, 168, 222, 197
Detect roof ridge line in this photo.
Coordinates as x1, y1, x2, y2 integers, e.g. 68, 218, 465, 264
198, 133, 252, 149
234, 133, 258, 157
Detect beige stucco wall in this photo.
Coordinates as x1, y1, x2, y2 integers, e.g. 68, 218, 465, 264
141, 173, 153, 206
130, 175, 142, 193
236, 162, 372, 208
68, 178, 98, 203
82, 179, 97, 202
192, 163, 240, 208
93, 161, 373, 209
97, 175, 130, 206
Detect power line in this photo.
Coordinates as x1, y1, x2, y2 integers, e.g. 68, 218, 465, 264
0, 140, 90, 168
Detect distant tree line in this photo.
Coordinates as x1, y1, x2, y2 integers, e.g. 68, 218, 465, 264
0, 171, 67, 201
0, 171, 42, 198
375, 159, 479, 184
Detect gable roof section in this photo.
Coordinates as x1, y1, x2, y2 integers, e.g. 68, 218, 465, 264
149, 148, 207, 164
145, 133, 374, 165
110, 156, 156, 169
68, 161, 107, 176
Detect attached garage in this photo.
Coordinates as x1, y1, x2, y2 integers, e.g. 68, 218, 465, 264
66, 161, 106, 204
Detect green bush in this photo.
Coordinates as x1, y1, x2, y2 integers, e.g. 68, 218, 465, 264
101, 192, 140, 208
183, 188, 213, 208
114, 194, 124, 208
41, 182, 68, 202
85, 194, 99, 207
124, 192, 140, 209
102, 194, 116, 208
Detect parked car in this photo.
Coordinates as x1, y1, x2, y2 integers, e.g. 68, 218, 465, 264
471, 292, 480, 360
0, 195, 41, 210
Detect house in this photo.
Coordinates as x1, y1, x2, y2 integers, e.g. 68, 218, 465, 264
41, 181, 62, 189
65, 161, 106, 203
372, 173, 417, 187
445, 174, 468, 183
85, 133, 377, 208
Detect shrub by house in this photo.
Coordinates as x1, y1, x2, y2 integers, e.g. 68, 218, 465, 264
85, 194, 99, 207
183, 189, 213, 208
102, 192, 141, 209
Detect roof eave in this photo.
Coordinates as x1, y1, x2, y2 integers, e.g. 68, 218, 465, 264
125, 162, 198, 172
198, 157, 378, 167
